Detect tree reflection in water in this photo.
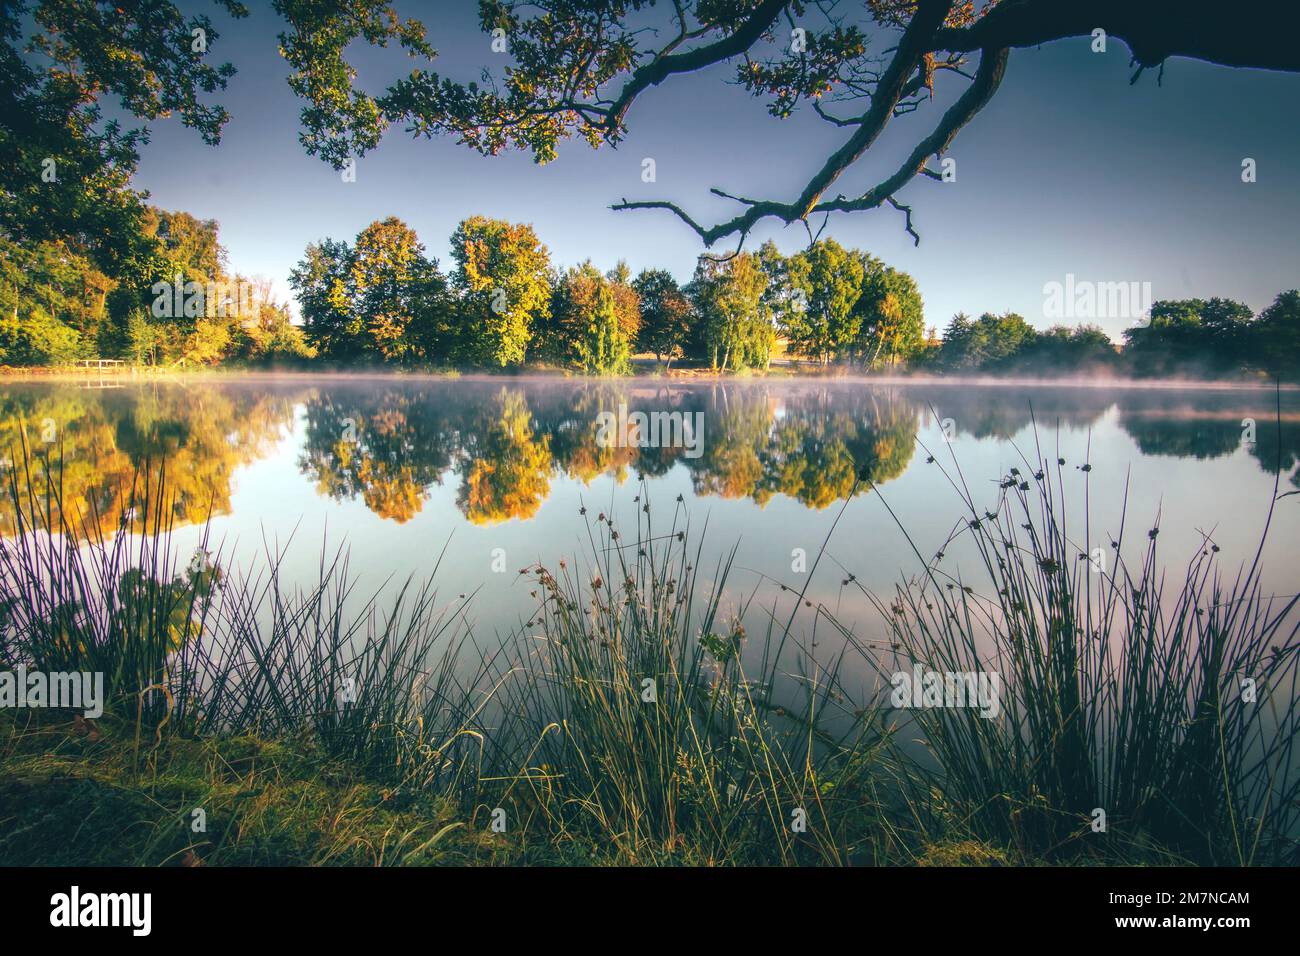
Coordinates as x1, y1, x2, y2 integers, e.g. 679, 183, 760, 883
1, 380, 1296, 534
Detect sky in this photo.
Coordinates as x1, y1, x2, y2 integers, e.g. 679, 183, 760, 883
130, 2, 1300, 340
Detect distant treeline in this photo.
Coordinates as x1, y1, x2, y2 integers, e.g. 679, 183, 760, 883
924, 297, 1300, 379
2, 212, 1297, 379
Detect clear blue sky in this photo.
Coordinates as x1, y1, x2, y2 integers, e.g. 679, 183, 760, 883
132, 2, 1300, 340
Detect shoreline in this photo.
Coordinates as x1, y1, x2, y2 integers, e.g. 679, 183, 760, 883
0, 366, 1293, 391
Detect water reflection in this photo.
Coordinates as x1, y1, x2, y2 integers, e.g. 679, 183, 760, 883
1115, 391, 1300, 477
299, 387, 457, 523
0, 384, 294, 535
0, 379, 1297, 535
296, 383, 928, 519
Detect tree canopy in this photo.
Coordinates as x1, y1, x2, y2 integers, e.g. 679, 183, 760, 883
6, 0, 1299, 269
449, 216, 552, 367
1, 0, 246, 270
545, 262, 640, 374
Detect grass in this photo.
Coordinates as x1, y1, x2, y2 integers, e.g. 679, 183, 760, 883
479, 506, 904, 864
0, 711, 507, 866
849, 413, 1300, 865
1, 420, 1297, 867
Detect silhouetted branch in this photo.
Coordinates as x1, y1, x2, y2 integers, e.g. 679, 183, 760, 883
601, 0, 789, 138
612, 0, 960, 245
612, 38, 1008, 247
886, 196, 919, 246
931, 0, 1300, 73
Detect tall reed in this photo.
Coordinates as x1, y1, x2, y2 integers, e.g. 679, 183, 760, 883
847, 419, 1300, 864
479, 494, 897, 863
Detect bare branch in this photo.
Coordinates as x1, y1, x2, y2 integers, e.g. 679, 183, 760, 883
612, 2, 1012, 248
710, 187, 763, 207
602, 0, 789, 138
612, 43, 1006, 245
613, 0, 1294, 249
886, 196, 919, 245
812, 98, 860, 127
810, 47, 1008, 219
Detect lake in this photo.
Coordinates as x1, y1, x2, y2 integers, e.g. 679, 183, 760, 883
2, 375, 1298, 688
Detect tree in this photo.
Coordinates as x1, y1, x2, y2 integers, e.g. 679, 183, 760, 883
632, 269, 692, 366
1253, 290, 1300, 379
351, 218, 449, 364
545, 262, 636, 373
935, 312, 984, 370
273, 1, 1300, 250
147, 209, 240, 366
1010, 324, 1118, 373
975, 311, 1034, 367
783, 239, 864, 365
125, 309, 164, 367
935, 310, 1033, 371
573, 285, 632, 375
604, 261, 641, 345
1123, 298, 1253, 377
271, 0, 434, 168
0, 234, 106, 364
1, 1, 247, 272
688, 252, 771, 371
756, 240, 796, 361
153, 210, 226, 281
291, 218, 448, 364
233, 279, 316, 364
449, 217, 551, 367
0, 303, 81, 365
290, 238, 354, 360
855, 259, 925, 367
183, 316, 233, 366
1199, 297, 1254, 371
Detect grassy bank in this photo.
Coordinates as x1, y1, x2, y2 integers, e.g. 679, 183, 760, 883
0, 708, 1021, 866
0, 711, 511, 866
1, 438, 1297, 866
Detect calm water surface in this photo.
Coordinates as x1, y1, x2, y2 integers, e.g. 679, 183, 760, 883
3, 376, 1297, 683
